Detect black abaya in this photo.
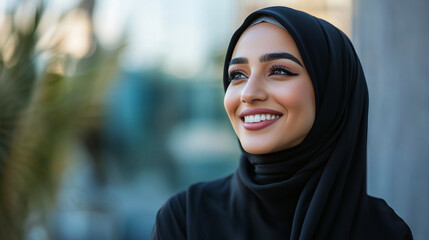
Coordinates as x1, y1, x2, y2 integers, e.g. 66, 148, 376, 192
152, 6, 412, 240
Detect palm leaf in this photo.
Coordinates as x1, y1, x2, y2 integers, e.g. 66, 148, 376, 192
0, 0, 124, 238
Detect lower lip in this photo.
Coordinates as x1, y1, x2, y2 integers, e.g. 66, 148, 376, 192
242, 117, 281, 130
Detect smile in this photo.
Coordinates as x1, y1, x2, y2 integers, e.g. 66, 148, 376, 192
243, 114, 280, 123
239, 108, 283, 130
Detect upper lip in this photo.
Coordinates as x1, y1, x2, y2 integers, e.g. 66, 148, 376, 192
239, 108, 283, 118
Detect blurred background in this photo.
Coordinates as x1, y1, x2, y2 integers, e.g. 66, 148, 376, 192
0, 0, 427, 239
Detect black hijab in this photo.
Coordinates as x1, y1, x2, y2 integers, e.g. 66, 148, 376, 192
222, 6, 411, 239
152, 6, 412, 240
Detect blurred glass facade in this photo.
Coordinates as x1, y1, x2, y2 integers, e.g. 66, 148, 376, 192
1, 0, 427, 239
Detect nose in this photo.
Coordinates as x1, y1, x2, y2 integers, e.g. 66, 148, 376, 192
240, 76, 268, 103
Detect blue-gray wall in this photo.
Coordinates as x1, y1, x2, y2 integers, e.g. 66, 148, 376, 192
353, 0, 429, 238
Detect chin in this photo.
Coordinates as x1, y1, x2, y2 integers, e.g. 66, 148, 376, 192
241, 143, 274, 155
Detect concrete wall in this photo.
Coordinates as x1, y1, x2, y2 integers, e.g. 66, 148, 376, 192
353, 0, 429, 238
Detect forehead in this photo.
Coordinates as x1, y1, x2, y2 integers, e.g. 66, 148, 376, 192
231, 22, 302, 61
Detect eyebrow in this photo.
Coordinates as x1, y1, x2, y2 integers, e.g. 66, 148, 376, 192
229, 52, 303, 67
259, 52, 303, 66
229, 57, 248, 65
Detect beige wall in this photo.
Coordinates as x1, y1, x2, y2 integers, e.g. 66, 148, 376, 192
234, 0, 352, 37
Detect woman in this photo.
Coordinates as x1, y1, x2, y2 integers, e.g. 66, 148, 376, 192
152, 6, 412, 240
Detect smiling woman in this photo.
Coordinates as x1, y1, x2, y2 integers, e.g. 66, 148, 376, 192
151, 6, 412, 240
224, 22, 315, 154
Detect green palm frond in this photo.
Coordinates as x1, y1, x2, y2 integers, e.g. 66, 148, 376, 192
0, 0, 124, 238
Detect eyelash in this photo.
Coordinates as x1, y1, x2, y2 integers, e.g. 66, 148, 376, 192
269, 65, 298, 77
228, 65, 298, 82
228, 70, 246, 82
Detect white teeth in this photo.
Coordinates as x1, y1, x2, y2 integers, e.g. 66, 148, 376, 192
244, 114, 281, 123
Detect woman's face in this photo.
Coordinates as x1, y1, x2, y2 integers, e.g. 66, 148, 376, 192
224, 22, 316, 154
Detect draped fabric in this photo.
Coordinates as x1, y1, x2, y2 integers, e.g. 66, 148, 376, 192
152, 6, 412, 240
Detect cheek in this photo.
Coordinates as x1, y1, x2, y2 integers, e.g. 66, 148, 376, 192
277, 80, 314, 106
224, 87, 240, 120
274, 80, 315, 123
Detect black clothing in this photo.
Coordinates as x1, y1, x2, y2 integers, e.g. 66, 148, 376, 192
152, 6, 412, 240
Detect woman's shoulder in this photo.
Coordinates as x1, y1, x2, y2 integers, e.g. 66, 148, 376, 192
151, 191, 187, 240
151, 174, 235, 239
367, 196, 413, 240
162, 173, 234, 207
187, 174, 234, 196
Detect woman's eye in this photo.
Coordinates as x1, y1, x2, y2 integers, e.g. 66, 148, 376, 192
269, 66, 298, 77
229, 71, 247, 81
